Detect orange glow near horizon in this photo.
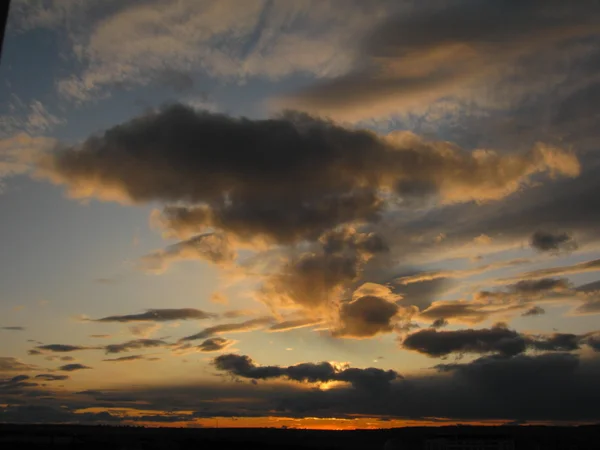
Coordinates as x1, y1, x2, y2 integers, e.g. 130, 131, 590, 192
98, 413, 577, 430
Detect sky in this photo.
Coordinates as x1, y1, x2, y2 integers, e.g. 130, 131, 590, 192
0, 0, 600, 429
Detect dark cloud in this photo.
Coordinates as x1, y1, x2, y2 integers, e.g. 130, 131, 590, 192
403, 325, 599, 358
402, 326, 527, 357
34, 374, 69, 381
333, 295, 400, 338
35, 344, 93, 353
213, 354, 400, 392
527, 333, 581, 352
103, 355, 146, 362
94, 308, 216, 323
522, 306, 545, 317
0, 405, 119, 425
104, 339, 168, 354
179, 317, 273, 342
197, 337, 235, 353
58, 363, 91, 372
431, 318, 448, 329
530, 230, 578, 252
1, 326, 25, 331
38, 105, 578, 249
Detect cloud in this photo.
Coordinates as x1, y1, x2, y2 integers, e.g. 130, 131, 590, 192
0, 133, 57, 185
430, 318, 448, 329
530, 230, 578, 252
179, 317, 273, 342
402, 325, 527, 358
128, 323, 162, 338
104, 339, 168, 354
29, 1, 386, 103
35, 374, 69, 381
103, 355, 146, 363
213, 353, 400, 392
403, 325, 599, 358
0, 326, 25, 331
38, 106, 578, 241
333, 295, 403, 338
396, 258, 530, 285
417, 300, 518, 325
94, 308, 216, 323
505, 258, 600, 281
139, 233, 236, 272
197, 337, 236, 353
58, 363, 91, 372
35, 344, 93, 353
276, 0, 600, 121
522, 306, 545, 317
527, 333, 581, 352
268, 318, 324, 333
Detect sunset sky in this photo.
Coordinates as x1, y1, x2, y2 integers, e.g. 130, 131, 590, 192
1, 0, 600, 429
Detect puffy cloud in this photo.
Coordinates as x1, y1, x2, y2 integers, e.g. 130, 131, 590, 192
258, 251, 361, 312
333, 295, 402, 338
58, 363, 91, 372
197, 337, 236, 353
213, 353, 400, 392
179, 317, 274, 342
38, 106, 578, 238
139, 233, 236, 273
402, 325, 527, 358
530, 230, 578, 252
94, 308, 216, 323
403, 326, 600, 358
527, 333, 581, 352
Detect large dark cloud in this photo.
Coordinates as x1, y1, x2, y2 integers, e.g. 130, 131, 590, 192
402, 326, 600, 358
402, 325, 527, 357
38, 105, 578, 248
213, 354, 400, 393
35, 344, 92, 353
94, 308, 216, 323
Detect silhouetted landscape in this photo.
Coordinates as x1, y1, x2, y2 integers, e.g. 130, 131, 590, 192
2, 424, 600, 449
